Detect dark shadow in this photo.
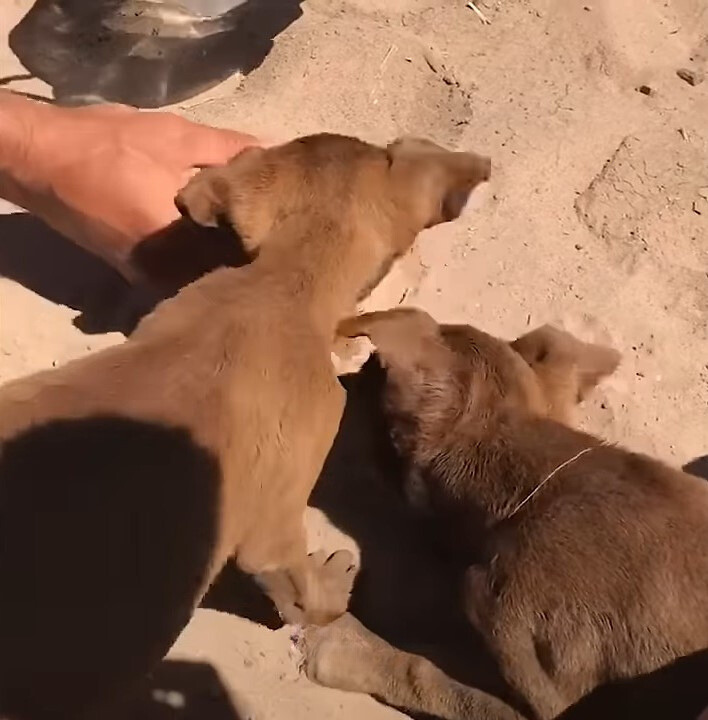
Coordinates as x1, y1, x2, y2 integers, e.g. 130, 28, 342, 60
310, 358, 510, 699
202, 561, 281, 629
0, 212, 150, 335
0, 416, 221, 720
559, 648, 708, 720
129, 216, 253, 299
7, 0, 303, 108
3, 203, 701, 719
200, 356, 507, 698
684, 455, 708, 482
0, 212, 252, 336
122, 660, 245, 720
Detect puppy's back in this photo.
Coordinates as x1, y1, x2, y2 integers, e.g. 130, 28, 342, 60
488, 434, 708, 682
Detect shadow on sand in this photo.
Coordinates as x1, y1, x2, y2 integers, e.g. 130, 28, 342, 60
0, 417, 221, 719
0, 211, 251, 335
684, 455, 708, 482
123, 659, 246, 720
0, 212, 705, 719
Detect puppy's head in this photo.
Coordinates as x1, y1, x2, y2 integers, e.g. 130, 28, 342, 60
339, 308, 620, 435
384, 137, 491, 230
175, 134, 490, 294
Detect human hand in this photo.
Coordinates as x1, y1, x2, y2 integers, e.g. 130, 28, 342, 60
0, 93, 258, 280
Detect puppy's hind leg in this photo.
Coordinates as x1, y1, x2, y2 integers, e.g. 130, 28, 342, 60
465, 567, 566, 720
298, 614, 526, 720
488, 631, 566, 720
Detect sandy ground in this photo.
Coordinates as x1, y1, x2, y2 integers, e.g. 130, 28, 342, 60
1, 0, 707, 718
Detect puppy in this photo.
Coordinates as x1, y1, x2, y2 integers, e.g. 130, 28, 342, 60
0, 137, 491, 720
299, 307, 708, 720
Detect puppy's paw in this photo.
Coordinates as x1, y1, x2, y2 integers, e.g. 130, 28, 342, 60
296, 613, 383, 692
302, 549, 358, 625
259, 550, 358, 626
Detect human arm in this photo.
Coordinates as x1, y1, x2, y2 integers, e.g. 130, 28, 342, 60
0, 91, 257, 279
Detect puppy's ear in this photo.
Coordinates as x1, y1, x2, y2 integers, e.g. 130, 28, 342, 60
175, 166, 230, 228
387, 137, 491, 229
175, 147, 270, 253
512, 325, 620, 403
337, 308, 442, 369
340, 308, 456, 426
339, 308, 439, 357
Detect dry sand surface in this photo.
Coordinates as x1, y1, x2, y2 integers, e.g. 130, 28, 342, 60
1, 0, 707, 718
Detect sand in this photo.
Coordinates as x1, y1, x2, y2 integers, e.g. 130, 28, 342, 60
0, 0, 707, 718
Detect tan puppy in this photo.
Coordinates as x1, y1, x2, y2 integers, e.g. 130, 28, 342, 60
299, 307, 708, 720
0, 137, 490, 720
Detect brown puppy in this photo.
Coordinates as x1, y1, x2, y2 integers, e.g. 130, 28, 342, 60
0, 137, 491, 720
299, 307, 708, 720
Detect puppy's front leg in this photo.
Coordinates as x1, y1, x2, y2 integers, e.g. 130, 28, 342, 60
298, 614, 525, 720
234, 378, 354, 625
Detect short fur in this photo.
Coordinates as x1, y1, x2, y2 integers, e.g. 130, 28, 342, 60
300, 307, 708, 720
0, 137, 491, 720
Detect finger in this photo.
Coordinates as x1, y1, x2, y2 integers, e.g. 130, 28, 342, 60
77, 102, 137, 116
180, 124, 260, 168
